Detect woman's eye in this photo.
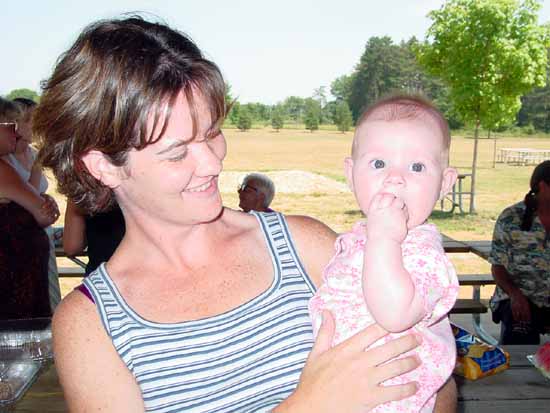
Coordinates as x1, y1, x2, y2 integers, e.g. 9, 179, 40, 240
168, 151, 188, 162
370, 159, 385, 169
410, 162, 425, 172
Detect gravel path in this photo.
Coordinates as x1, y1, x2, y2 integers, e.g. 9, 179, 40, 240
219, 170, 349, 194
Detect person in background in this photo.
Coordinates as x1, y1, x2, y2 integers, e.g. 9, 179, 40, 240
10, 97, 61, 311
238, 172, 275, 212
63, 199, 125, 276
34, 16, 455, 412
0, 97, 58, 319
489, 160, 550, 345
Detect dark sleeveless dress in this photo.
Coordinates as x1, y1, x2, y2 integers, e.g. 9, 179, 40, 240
0, 202, 51, 319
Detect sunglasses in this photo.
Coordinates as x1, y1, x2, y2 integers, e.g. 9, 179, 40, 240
0, 122, 18, 134
238, 183, 259, 193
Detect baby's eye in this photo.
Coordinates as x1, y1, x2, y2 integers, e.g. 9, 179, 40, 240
370, 159, 385, 169
410, 162, 425, 172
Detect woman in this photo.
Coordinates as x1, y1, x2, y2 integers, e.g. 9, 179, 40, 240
35, 16, 455, 412
7, 97, 62, 311
489, 160, 550, 344
0, 97, 58, 319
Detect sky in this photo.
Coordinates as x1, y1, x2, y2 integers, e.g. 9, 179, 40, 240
2, 0, 550, 104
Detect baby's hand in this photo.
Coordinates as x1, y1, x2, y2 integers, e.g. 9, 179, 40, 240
366, 193, 408, 243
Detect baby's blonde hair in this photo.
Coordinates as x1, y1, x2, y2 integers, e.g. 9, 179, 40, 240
352, 94, 451, 163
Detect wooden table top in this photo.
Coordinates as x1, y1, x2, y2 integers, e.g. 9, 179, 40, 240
14, 346, 548, 412
457, 345, 550, 412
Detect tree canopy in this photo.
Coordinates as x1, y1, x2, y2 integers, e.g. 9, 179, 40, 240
5, 88, 40, 102
418, 0, 550, 212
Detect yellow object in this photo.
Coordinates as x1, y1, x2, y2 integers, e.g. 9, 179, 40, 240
452, 323, 510, 380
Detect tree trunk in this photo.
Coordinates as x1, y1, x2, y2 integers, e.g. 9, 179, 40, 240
470, 120, 480, 213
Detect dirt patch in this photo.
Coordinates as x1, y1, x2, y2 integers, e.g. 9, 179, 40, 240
220, 170, 349, 194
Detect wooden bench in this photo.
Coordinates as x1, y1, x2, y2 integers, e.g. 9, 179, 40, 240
453, 273, 497, 344
450, 299, 488, 314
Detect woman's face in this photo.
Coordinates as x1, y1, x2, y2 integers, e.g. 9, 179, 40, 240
15, 111, 33, 153
0, 120, 19, 155
114, 92, 227, 227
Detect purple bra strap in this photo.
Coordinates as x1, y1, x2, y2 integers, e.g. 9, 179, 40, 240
75, 283, 95, 303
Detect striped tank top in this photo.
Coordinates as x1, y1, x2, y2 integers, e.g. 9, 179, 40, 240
83, 211, 316, 412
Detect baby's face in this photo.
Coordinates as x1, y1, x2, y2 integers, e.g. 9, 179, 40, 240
345, 118, 457, 228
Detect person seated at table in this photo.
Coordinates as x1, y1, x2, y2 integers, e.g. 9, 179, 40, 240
0, 97, 58, 320
238, 172, 275, 212
34, 16, 456, 411
63, 199, 125, 276
10, 97, 62, 311
489, 160, 550, 345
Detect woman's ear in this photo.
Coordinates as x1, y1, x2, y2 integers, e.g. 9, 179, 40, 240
81, 150, 123, 189
440, 167, 458, 199
344, 157, 355, 192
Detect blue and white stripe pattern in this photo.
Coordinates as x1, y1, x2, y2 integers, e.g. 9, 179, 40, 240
84, 211, 317, 412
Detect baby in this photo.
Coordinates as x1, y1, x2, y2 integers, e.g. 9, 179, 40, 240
309, 95, 459, 412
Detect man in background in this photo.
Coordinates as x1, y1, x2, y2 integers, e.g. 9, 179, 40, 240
238, 173, 275, 213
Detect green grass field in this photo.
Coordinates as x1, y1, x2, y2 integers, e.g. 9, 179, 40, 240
51, 127, 550, 296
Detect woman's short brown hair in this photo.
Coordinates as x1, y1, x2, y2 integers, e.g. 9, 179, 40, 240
0, 97, 22, 123
34, 16, 227, 213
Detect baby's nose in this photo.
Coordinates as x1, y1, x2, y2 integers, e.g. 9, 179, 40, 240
384, 169, 405, 185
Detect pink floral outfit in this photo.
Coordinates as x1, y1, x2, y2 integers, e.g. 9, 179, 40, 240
309, 221, 458, 412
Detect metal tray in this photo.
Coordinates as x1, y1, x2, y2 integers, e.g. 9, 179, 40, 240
0, 318, 53, 362
0, 360, 41, 409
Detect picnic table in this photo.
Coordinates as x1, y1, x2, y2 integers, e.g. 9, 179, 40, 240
497, 147, 550, 166
457, 345, 550, 412
14, 346, 548, 412
440, 173, 472, 214
442, 237, 498, 345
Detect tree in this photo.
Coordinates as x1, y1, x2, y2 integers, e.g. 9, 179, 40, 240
6, 88, 40, 102
348, 36, 406, 120
330, 75, 353, 102
517, 47, 550, 131
237, 109, 252, 131
313, 86, 328, 123
283, 96, 305, 125
304, 98, 321, 132
418, 0, 549, 213
271, 106, 284, 131
228, 101, 241, 125
333, 100, 353, 133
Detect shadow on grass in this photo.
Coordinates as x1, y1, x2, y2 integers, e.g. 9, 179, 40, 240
344, 210, 363, 218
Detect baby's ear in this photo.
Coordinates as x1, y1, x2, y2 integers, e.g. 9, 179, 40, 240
344, 157, 355, 192
440, 167, 458, 199
81, 150, 124, 189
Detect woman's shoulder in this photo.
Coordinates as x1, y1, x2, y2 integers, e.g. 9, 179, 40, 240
53, 289, 99, 330
285, 214, 337, 287
285, 214, 337, 239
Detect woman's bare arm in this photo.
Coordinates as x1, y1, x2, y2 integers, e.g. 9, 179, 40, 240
0, 160, 56, 227
53, 291, 145, 412
63, 199, 88, 256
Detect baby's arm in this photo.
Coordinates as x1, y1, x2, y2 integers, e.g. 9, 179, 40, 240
362, 193, 426, 332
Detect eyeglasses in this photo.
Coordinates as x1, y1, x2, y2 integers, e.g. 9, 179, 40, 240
0, 122, 18, 134
238, 183, 259, 194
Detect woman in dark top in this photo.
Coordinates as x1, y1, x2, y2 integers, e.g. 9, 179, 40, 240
63, 199, 125, 275
0, 97, 58, 319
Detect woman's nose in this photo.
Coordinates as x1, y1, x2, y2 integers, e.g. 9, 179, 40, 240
193, 141, 223, 176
